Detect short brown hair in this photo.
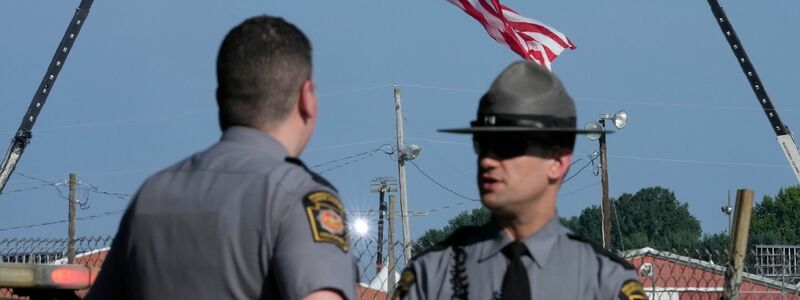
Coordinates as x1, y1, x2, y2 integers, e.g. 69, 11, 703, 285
216, 16, 312, 130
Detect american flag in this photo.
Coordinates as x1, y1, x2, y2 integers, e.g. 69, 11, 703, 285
447, 0, 575, 70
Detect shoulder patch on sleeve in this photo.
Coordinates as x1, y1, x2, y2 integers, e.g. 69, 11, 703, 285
285, 157, 338, 192
304, 191, 348, 252
567, 233, 635, 270
390, 267, 416, 300
618, 279, 647, 300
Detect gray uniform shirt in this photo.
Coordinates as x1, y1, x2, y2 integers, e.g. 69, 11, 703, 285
399, 216, 644, 300
86, 126, 357, 300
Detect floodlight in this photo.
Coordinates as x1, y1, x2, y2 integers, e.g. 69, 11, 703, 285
584, 121, 602, 140
401, 144, 422, 160
721, 205, 733, 215
613, 110, 628, 129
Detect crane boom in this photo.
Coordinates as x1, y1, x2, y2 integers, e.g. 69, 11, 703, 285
0, 0, 95, 194
707, 0, 800, 183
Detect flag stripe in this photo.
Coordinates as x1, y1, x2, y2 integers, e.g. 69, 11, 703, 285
447, 0, 574, 70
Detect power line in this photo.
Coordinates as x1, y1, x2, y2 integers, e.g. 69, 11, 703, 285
408, 160, 479, 202
0, 184, 50, 195
311, 144, 392, 174
563, 154, 599, 183
306, 138, 394, 153
12, 172, 61, 185
606, 154, 788, 168
559, 181, 600, 197
80, 182, 131, 200
398, 83, 800, 112
317, 84, 393, 98
0, 209, 124, 232
32, 109, 215, 133
0, 83, 396, 136
397, 83, 483, 94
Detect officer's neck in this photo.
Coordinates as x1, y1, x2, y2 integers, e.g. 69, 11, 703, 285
495, 197, 556, 241
262, 118, 312, 158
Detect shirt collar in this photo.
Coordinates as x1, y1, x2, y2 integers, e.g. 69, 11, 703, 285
221, 126, 289, 160
478, 215, 564, 269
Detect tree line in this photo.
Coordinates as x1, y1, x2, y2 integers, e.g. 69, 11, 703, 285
413, 185, 800, 259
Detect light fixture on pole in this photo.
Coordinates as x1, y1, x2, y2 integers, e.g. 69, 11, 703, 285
721, 190, 733, 234
395, 142, 421, 263
394, 83, 422, 264
585, 110, 627, 251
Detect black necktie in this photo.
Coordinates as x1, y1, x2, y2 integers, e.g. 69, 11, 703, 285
501, 241, 532, 300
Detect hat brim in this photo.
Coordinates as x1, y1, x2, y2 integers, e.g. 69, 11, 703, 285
438, 126, 613, 134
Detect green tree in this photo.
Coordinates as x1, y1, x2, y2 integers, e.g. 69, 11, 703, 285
562, 186, 703, 251
750, 185, 800, 245
412, 208, 490, 257
699, 232, 729, 264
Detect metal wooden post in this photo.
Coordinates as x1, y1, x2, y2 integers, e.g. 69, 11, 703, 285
599, 119, 612, 250
67, 173, 77, 264
387, 194, 397, 296
724, 189, 754, 300
394, 85, 412, 263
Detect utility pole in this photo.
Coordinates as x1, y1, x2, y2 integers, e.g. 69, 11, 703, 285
724, 189, 754, 300
67, 173, 77, 264
394, 84, 412, 263
599, 119, 612, 250
371, 177, 396, 272
387, 194, 397, 296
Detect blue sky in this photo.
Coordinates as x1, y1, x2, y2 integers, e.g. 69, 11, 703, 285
1, 0, 799, 246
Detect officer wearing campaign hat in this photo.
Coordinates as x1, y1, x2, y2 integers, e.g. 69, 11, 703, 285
393, 61, 647, 300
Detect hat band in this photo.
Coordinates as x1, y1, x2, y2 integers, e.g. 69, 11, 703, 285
471, 114, 575, 129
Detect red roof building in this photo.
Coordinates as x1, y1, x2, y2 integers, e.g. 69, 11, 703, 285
623, 247, 800, 299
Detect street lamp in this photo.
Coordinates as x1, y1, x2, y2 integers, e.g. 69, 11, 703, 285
585, 110, 627, 250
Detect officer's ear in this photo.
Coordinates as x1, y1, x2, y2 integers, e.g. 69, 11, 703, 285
547, 147, 572, 183
298, 80, 317, 122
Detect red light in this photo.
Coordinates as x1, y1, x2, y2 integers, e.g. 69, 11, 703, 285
50, 267, 90, 286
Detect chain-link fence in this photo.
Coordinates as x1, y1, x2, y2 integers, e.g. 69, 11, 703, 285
0, 236, 112, 299
621, 247, 800, 299
4, 235, 800, 300
352, 237, 414, 300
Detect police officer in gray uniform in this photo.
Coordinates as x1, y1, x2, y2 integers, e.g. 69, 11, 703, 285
87, 16, 357, 300
394, 61, 647, 300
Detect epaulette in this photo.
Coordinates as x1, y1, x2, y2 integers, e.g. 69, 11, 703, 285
567, 233, 635, 270
285, 157, 338, 192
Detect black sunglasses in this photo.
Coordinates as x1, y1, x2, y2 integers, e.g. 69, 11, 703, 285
472, 134, 554, 159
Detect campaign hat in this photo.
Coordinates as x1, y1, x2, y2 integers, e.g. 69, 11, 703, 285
439, 61, 604, 134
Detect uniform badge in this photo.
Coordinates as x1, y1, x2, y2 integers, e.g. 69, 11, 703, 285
618, 280, 647, 300
304, 191, 348, 252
